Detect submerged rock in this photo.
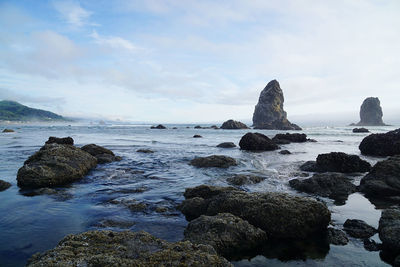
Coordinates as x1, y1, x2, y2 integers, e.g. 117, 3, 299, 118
327, 227, 349, 245
190, 155, 237, 168
220, 120, 249, 129
17, 143, 97, 188
193, 134, 202, 138
226, 174, 265, 186
27, 230, 232, 267
272, 133, 307, 144
179, 185, 330, 239
343, 219, 377, 238
252, 80, 301, 130
279, 150, 291, 155
2, 128, 14, 133
150, 124, 166, 129
359, 129, 400, 156
136, 149, 154, 153
379, 209, 400, 254
353, 128, 369, 133
354, 97, 386, 126
184, 213, 267, 257
217, 142, 236, 148
301, 152, 371, 173
45, 136, 74, 145
239, 132, 279, 151
289, 173, 356, 201
0, 180, 11, 192
81, 144, 121, 164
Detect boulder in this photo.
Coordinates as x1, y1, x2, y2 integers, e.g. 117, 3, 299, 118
272, 133, 307, 143
45, 136, 74, 145
252, 80, 301, 130
178, 185, 331, 239
190, 155, 237, 168
226, 174, 265, 186
217, 142, 236, 148
26, 230, 231, 267
150, 124, 166, 129
81, 144, 121, 164
279, 150, 291, 155
301, 152, 371, 173
343, 219, 377, 238
0, 180, 11, 192
300, 161, 319, 172
359, 129, 400, 156
220, 120, 249, 129
379, 209, 400, 253
2, 128, 14, 133
353, 128, 369, 133
289, 173, 356, 201
17, 144, 97, 188
354, 97, 387, 126
193, 135, 202, 138
239, 132, 279, 151
363, 238, 382, 251
327, 227, 349, 245
136, 149, 154, 153
184, 213, 267, 257
359, 156, 400, 199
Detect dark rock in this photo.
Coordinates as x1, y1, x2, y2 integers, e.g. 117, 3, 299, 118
343, 219, 377, 238
327, 227, 349, 245
194, 125, 202, 129
108, 198, 148, 212
2, 128, 14, 133
211, 125, 219, 129
226, 174, 265, 186
45, 136, 74, 145
239, 132, 279, 151
136, 149, 154, 153
17, 144, 97, 188
217, 142, 236, 148
354, 97, 387, 126
359, 129, 400, 156
0, 180, 11, 191
184, 213, 267, 257
379, 209, 400, 253
252, 80, 301, 130
279, 150, 291, 155
272, 133, 307, 143
26, 230, 232, 267
178, 185, 331, 239
301, 152, 371, 173
190, 155, 237, 168
81, 144, 121, 164
359, 156, 400, 199
172, 127, 178, 129
300, 161, 319, 172
353, 128, 370, 133
150, 124, 166, 129
363, 238, 382, 251
193, 134, 202, 138
308, 139, 318, 142
289, 173, 356, 201
220, 120, 249, 129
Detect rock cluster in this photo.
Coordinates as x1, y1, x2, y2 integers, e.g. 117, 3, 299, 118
359, 129, 400, 156
220, 120, 249, 129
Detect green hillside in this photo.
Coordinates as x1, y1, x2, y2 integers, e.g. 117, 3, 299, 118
0, 100, 66, 121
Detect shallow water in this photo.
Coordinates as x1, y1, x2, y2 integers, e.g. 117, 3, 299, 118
0, 123, 396, 266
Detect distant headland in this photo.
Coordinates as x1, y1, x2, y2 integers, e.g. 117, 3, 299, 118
0, 100, 67, 122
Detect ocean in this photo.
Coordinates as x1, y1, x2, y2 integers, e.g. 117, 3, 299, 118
0, 123, 396, 266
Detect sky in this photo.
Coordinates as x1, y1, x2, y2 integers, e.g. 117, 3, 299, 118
0, 0, 399, 124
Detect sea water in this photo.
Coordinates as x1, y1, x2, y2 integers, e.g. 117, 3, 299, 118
0, 123, 396, 266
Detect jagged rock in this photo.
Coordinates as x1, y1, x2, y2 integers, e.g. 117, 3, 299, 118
150, 124, 166, 129
343, 219, 377, 238
353, 128, 369, 133
17, 144, 97, 188
363, 238, 382, 251
193, 135, 202, 138
45, 136, 74, 145
184, 213, 267, 257
379, 209, 400, 254
217, 142, 236, 148
272, 133, 307, 144
26, 230, 232, 267
354, 97, 386, 126
81, 144, 121, 164
2, 128, 14, 133
327, 227, 349, 245
226, 174, 265, 186
220, 120, 249, 129
239, 132, 279, 151
300, 152, 371, 173
289, 173, 356, 201
0, 180, 11, 192
359, 156, 400, 199
136, 149, 154, 153
190, 155, 237, 168
178, 185, 330, 239
252, 80, 301, 130
359, 129, 400, 156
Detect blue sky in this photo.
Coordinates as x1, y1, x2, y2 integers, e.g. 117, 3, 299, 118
0, 0, 399, 123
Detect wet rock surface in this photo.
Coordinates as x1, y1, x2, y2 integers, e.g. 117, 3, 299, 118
0, 180, 11, 192
301, 152, 371, 173
184, 213, 267, 257
379, 209, 400, 253
217, 142, 236, 148
27, 230, 232, 267
45, 136, 74, 145
136, 149, 154, 153
179, 185, 330, 239
363, 238, 382, 251
343, 219, 377, 238
150, 124, 166, 129
327, 227, 349, 245
220, 120, 249, 129
355, 97, 386, 126
81, 144, 121, 163
359, 129, 400, 156
353, 128, 370, 133
272, 133, 307, 144
226, 174, 266, 186
190, 155, 237, 168
239, 132, 279, 151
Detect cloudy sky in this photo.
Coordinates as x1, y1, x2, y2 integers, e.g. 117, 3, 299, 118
0, 0, 399, 124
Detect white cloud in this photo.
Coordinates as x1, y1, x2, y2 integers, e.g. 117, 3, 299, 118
90, 30, 137, 52
52, 0, 93, 27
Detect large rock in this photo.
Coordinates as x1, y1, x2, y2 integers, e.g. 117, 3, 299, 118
81, 144, 121, 164
289, 173, 357, 201
272, 133, 307, 144
178, 185, 330, 239
0, 180, 11, 192
184, 213, 267, 257
220, 119, 249, 129
239, 132, 279, 151
45, 136, 74, 145
27, 230, 231, 267
354, 97, 386, 126
343, 219, 377, 238
359, 156, 400, 200
252, 80, 301, 130
17, 143, 97, 188
300, 152, 371, 173
379, 209, 400, 253
359, 129, 400, 156
190, 155, 237, 168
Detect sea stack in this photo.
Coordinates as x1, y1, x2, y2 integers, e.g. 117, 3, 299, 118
354, 97, 386, 126
252, 80, 301, 130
